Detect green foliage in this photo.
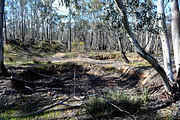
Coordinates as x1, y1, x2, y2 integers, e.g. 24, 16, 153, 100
50, 41, 64, 51
85, 97, 111, 116
88, 52, 122, 60
110, 52, 122, 61
165, 116, 175, 120
141, 87, 149, 103
130, 62, 151, 67
84, 89, 146, 117
71, 41, 85, 52
72, 41, 78, 51
38, 41, 51, 52
106, 89, 142, 113
64, 52, 77, 58
78, 41, 85, 51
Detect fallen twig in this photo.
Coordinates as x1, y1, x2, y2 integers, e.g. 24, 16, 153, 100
146, 99, 172, 111
119, 66, 132, 78
8, 96, 72, 119
45, 105, 82, 113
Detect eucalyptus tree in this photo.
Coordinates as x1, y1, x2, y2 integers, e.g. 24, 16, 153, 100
41, 0, 56, 41
88, 0, 108, 51
0, 0, 8, 76
114, 0, 173, 94
19, 0, 27, 42
28, 0, 40, 41
171, 0, 180, 78
64, 0, 105, 51
103, 3, 129, 61
6, 0, 19, 40
68, 2, 72, 51
157, 0, 174, 82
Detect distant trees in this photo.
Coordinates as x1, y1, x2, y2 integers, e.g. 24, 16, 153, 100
2, 0, 161, 54
19, 0, 26, 42
5, 0, 60, 43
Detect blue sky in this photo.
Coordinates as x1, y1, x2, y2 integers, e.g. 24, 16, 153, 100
53, 0, 69, 15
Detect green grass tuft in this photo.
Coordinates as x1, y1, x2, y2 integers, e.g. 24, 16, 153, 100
84, 89, 150, 118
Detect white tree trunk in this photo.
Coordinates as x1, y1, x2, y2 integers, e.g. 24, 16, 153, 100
157, 0, 174, 82
171, 0, 180, 77
114, 0, 172, 94
145, 31, 153, 53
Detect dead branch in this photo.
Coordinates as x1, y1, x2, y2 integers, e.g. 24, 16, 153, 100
26, 96, 72, 116
119, 66, 132, 78
8, 96, 72, 119
45, 105, 82, 114
146, 99, 172, 111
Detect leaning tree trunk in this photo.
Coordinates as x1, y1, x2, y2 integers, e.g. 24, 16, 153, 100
119, 36, 130, 63
0, 0, 9, 76
114, 0, 172, 94
157, 0, 174, 82
171, 0, 180, 78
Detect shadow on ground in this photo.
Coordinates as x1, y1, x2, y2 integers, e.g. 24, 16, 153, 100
7, 62, 152, 95
0, 62, 159, 119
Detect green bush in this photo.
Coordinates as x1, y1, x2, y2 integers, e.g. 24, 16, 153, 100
64, 52, 77, 58
85, 97, 111, 116
84, 89, 147, 117
140, 87, 149, 103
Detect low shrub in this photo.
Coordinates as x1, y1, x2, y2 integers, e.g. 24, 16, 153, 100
84, 89, 149, 118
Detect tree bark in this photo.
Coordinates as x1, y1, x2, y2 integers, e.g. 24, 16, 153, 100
114, 0, 172, 94
68, 22, 72, 52
4, 12, 7, 43
68, 4, 72, 52
119, 36, 129, 63
171, 0, 180, 77
0, 0, 9, 76
157, 0, 174, 82
90, 31, 93, 49
20, 0, 25, 42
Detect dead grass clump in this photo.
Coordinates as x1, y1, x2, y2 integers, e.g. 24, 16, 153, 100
89, 52, 122, 60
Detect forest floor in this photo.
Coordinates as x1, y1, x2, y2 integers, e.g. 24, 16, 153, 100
0, 44, 179, 120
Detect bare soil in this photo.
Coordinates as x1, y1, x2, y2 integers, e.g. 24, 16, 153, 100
0, 52, 179, 119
